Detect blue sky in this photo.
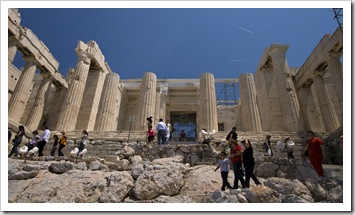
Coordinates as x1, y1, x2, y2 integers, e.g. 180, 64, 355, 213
13, 8, 340, 79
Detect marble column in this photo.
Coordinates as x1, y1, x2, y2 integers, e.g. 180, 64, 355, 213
26, 75, 53, 130
199, 73, 218, 132
154, 92, 161, 124
327, 52, 343, 110
313, 72, 340, 132
297, 81, 313, 131
239, 74, 262, 132
269, 44, 304, 132
8, 56, 37, 122
136, 72, 157, 131
8, 36, 18, 64
95, 73, 121, 131
56, 50, 92, 131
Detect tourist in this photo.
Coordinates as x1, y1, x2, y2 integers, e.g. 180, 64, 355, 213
305, 130, 326, 181
169, 127, 174, 142
264, 134, 273, 156
147, 126, 155, 144
200, 128, 210, 144
8, 125, 25, 158
242, 139, 261, 188
226, 126, 238, 143
155, 119, 167, 145
58, 131, 67, 156
28, 130, 40, 152
146, 115, 153, 130
229, 140, 246, 189
165, 120, 171, 144
214, 151, 233, 191
284, 137, 295, 160
77, 130, 88, 156
179, 130, 187, 142
50, 134, 59, 156
37, 126, 51, 157
8, 127, 12, 143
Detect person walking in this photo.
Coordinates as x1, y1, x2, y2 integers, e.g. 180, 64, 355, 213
50, 134, 59, 156
284, 137, 295, 160
165, 120, 171, 144
229, 140, 246, 189
28, 130, 40, 152
242, 139, 261, 188
155, 119, 167, 145
58, 131, 67, 156
305, 130, 326, 181
37, 126, 51, 157
264, 134, 273, 156
8, 125, 25, 158
214, 151, 233, 191
179, 130, 187, 142
8, 128, 12, 143
147, 126, 155, 144
226, 126, 238, 143
77, 130, 88, 157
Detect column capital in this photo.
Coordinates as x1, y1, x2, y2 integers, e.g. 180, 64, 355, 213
300, 78, 313, 88
313, 70, 325, 78
76, 50, 92, 65
327, 51, 342, 60
269, 44, 289, 58
23, 55, 36, 64
9, 35, 18, 45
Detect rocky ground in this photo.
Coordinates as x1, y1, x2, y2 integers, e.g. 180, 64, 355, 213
8, 155, 343, 203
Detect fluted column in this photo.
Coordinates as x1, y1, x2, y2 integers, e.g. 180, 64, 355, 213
154, 92, 161, 124
269, 44, 304, 132
327, 52, 343, 110
8, 36, 18, 64
239, 74, 262, 131
26, 75, 53, 130
135, 72, 157, 130
56, 51, 91, 131
313, 72, 340, 132
95, 73, 121, 131
199, 73, 218, 132
8, 56, 37, 121
297, 82, 313, 131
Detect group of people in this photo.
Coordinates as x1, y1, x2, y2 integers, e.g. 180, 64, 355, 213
8, 125, 88, 158
215, 127, 261, 191
146, 116, 172, 145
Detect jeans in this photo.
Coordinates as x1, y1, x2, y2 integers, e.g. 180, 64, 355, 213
37, 140, 47, 157
233, 161, 246, 189
58, 144, 65, 156
9, 138, 21, 157
157, 130, 167, 145
244, 163, 261, 188
50, 146, 58, 156
221, 171, 232, 190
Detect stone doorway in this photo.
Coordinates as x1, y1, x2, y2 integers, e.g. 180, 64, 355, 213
170, 111, 197, 141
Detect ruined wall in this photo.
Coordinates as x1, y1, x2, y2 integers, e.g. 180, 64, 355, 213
217, 105, 238, 132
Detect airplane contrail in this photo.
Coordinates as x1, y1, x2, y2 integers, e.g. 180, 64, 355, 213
230, 59, 248, 62
231, 23, 253, 34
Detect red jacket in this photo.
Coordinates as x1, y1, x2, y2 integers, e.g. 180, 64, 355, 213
230, 145, 243, 163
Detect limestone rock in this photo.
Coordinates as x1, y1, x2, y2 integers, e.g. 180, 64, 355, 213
131, 162, 144, 179
8, 170, 39, 180
117, 159, 131, 171
89, 161, 101, 171
255, 162, 278, 178
244, 185, 282, 203
326, 186, 343, 203
49, 162, 74, 174
120, 145, 135, 158
304, 179, 327, 202
129, 155, 143, 164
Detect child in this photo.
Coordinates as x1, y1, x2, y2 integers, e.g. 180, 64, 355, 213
50, 135, 59, 156
147, 126, 155, 144
58, 131, 67, 156
214, 151, 233, 191
28, 130, 40, 151
77, 130, 88, 157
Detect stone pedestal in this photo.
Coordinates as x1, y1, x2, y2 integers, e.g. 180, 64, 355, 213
8, 57, 37, 122
269, 45, 304, 132
327, 52, 343, 110
26, 76, 52, 130
199, 73, 218, 132
136, 72, 157, 131
95, 73, 121, 131
313, 72, 340, 132
56, 51, 91, 131
239, 74, 262, 131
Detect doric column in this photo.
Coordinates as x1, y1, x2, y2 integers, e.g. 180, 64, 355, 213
8, 36, 18, 64
313, 72, 340, 132
297, 81, 313, 131
154, 92, 161, 123
95, 73, 121, 131
327, 52, 343, 109
269, 44, 304, 132
135, 72, 157, 131
56, 50, 92, 131
26, 75, 53, 130
199, 73, 218, 132
239, 74, 262, 131
8, 56, 37, 122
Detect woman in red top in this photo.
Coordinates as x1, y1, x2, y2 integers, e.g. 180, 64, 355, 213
305, 130, 325, 179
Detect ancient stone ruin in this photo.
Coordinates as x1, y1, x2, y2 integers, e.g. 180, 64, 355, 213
7, 8, 344, 204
